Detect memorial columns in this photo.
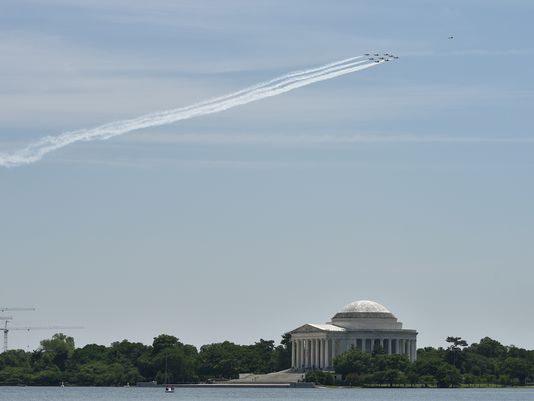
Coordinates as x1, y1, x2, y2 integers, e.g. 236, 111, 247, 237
295, 340, 299, 368
291, 341, 296, 369
320, 338, 326, 369
299, 340, 304, 369
308, 339, 311, 367
317, 339, 321, 368
313, 339, 318, 368
332, 338, 336, 361
304, 340, 310, 369
316, 339, 320, 367
325, 338, 330, 369
309, 339, 314, 368
319, 339, 322, 367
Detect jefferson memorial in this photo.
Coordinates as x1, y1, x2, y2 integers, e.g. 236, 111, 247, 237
289, 300, 418, 371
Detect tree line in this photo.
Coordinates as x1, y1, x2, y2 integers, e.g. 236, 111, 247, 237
0, 333, 291, 386
307, 336, 534, 387
1, 333, 533, 387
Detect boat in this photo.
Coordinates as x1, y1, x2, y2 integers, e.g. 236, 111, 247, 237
164, 352, 174, 393
165, 385, 175, 393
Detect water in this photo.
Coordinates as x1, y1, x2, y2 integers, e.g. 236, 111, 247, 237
1, 387, 534, 401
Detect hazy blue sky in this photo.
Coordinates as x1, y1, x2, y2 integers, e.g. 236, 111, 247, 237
1, 0, 533, 352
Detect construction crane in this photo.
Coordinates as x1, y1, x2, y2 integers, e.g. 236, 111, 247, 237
0, 307, 35, 352
0, 317, 12, 352
0, 307, 36, 313
2, 320, 83, 352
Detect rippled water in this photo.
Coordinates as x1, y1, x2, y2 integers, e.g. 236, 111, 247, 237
1, 387, 534, 401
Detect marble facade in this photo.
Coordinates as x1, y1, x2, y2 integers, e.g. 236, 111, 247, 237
289, 300, 418, 370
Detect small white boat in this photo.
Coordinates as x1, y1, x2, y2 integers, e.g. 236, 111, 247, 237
165, 385, 175, 393
164, 352, 174, 393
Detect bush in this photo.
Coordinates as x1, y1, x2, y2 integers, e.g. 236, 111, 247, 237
305, 370, 335, 385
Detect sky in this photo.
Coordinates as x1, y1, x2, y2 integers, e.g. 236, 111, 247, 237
1, 0, 533, 352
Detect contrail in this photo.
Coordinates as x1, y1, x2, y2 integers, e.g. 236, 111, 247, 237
0, 56, 386, 167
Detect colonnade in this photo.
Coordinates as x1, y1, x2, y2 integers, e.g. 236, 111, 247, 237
291, 337, 417, 370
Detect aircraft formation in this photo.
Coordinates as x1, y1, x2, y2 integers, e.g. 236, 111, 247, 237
364, 52, 399, 63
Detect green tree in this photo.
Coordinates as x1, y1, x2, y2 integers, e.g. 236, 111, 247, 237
435, 363, 462, 388
334, 349, 372, 376
39, 333, 75, 371
470, 337, 507, 359
247, 339, 275, 373
446, 336, 468, 369
305, 370, 334, 385
272, 333, 292, 371
70, 344, 108, 365
198, 341, 243, 379
154, 347, 198, 384
420, 374, 436, 387
501, 357, 530, 385
152, 334, 179, 354
383, 369, 400, 387
498, 374, 511, 386
108, 340, 148, 366
405, 368, 419, 387
373, 353, 409, 372
0, 366, 32, 385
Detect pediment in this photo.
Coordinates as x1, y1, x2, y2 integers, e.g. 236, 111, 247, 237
290, 324, 330, 334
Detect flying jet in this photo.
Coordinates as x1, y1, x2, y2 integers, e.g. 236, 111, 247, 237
448, 36, 454, 39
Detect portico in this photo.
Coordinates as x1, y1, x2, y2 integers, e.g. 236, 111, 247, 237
289, 300, 418, 370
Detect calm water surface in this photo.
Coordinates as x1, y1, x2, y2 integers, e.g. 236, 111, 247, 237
1, 387, 534, 401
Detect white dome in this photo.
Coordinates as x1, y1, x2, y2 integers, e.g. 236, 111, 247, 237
330, 300, 401, 330
340, 300, 391, 314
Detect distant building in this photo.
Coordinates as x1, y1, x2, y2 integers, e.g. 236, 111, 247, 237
289, 300, 418, 371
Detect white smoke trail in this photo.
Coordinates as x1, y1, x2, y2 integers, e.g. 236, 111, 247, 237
0, 56, 383, 167
172, 55, 367, 112
114, 58, 371, 129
